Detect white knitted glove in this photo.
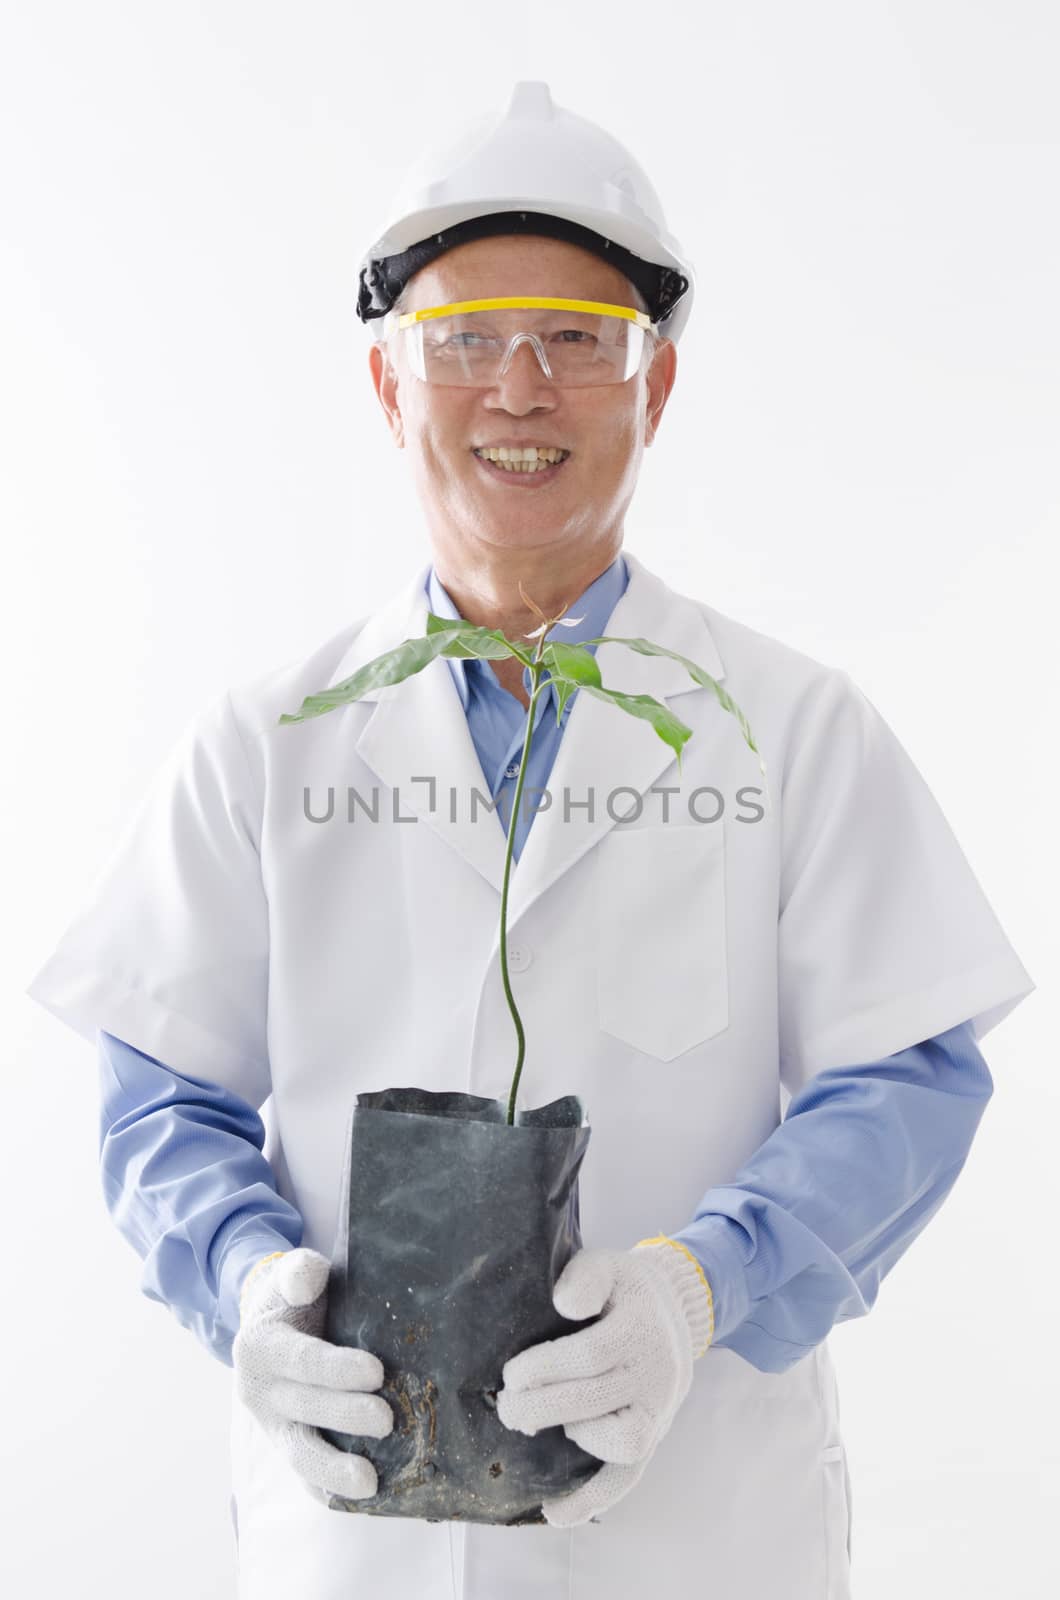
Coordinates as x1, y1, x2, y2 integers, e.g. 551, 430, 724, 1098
232, 1247, 394, 1506
496, 1238, 714, 1528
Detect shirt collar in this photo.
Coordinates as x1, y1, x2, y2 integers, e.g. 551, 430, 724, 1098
425, 553, 630, 715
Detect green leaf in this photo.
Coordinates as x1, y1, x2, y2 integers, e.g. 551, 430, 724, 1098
546, 672, 694, 773
424, 612, 532, 665
578, 634, 761, 764
542, 641, 603, 688
549, 674, 580, 725
278, 627, 495, 724
535, 643, 603, 727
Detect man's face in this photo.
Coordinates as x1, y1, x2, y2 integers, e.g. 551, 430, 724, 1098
369, 235, 677, 559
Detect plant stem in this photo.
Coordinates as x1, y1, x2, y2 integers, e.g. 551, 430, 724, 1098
501, 630, 550, 1127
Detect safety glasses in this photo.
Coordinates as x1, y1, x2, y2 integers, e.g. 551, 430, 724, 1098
383, 297, 657, 389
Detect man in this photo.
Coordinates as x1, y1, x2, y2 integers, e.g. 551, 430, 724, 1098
26, 82, 1034, 1599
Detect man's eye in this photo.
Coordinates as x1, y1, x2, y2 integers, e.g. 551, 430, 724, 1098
553, 329, 596, 344
430, 332, 495, 352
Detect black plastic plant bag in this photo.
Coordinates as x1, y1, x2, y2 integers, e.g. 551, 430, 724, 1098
321, 1086, 605, 1525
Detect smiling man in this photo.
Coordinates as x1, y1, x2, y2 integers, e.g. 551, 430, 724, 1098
25, 80, 1034, 1600
368, 233, 676, 711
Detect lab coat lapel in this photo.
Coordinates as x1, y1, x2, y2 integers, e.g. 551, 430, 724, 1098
328, 562, 513, 894
323, 551, 727, 933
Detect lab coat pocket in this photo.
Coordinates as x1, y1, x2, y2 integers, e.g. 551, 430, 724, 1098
594, 820, 728, 1061
821, 1442, 853, 1595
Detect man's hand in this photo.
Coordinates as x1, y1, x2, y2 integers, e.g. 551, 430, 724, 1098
495, 1241, 714, 1527
232, 1247, 394, 1505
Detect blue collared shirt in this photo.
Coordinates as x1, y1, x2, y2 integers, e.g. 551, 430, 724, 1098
425, 551, 630, 862
96, 553, 993, 1370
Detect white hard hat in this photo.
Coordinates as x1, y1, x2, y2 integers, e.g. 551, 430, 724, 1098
355, 81, 695, 345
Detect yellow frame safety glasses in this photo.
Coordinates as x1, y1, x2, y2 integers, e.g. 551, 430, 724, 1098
384, 296, 658, 389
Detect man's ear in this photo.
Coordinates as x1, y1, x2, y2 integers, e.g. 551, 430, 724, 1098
369, 341, 405, 448
644, 336, 677, 447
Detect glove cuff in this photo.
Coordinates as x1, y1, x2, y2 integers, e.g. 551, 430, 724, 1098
632, 1236, 715, 1359
238, 1250, 287, 1323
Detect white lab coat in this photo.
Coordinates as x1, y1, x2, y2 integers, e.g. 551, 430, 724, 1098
26, 549, 1034, 1599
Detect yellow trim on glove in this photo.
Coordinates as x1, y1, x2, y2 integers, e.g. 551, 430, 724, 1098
633, 1234, 716, 1358
238, 1250, 287, 1320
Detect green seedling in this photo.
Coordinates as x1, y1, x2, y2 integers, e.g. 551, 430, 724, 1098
280, 581, 762, 1125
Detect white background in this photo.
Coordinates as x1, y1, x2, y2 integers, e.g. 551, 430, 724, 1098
3, 3, 1056, 1595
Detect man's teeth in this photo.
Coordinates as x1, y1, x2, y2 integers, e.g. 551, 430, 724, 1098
474, 446, 570, 473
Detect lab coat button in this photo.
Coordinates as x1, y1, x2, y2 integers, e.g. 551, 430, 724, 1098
507, 944, 532, 973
